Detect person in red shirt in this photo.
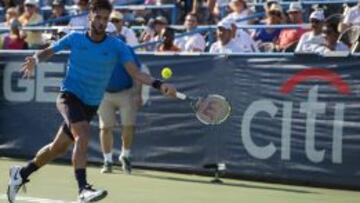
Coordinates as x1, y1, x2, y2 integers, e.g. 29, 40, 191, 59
276, 2, 307, 51
1, 19, 28, 49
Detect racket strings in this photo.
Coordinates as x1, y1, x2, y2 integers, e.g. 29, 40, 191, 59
196, 96, 231, 125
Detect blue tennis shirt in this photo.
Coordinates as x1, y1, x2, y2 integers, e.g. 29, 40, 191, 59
106, 45, 141, 92
51, 31, 135, 106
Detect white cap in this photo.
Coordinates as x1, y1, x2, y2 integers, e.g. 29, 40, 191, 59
109, 11, 123, 20
268, 3, 283, 12
287, 2, 302, 13
266, 0, 279, 3
106, 22, 116, 33
24, 0, 39, 6
217, 19, 232, 30
309, 10, 324, 21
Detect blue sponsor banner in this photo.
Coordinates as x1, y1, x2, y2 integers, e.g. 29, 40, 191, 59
0, 53, 359, 188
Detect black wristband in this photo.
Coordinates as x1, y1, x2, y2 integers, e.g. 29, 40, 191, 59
151, 79, 163, 90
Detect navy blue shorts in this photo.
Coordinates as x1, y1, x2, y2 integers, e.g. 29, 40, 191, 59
56, 91, 98, 140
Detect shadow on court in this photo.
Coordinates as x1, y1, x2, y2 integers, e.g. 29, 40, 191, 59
129, 170, 318, 194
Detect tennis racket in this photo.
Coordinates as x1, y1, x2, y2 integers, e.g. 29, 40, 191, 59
176, 92, 231, 125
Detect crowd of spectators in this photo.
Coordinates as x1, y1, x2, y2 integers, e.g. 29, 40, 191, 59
0, 0, 359, 54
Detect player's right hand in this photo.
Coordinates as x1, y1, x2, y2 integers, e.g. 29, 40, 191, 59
21, 56, 36, 78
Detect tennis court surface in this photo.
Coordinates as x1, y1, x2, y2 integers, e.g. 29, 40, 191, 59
1, 158, 359, 203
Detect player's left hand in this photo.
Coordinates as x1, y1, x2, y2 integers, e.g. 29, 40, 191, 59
160, 83, 176, 98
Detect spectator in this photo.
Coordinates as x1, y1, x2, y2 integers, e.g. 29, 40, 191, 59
109, 11, 139, 46
174, 13, 206, 52
229, 19, 259, 52
223, 0, 253, 26
295, 10, 326, 53
252, 3, 283, 46
339, 1, 360, 32
275, 2, 306, 52
68, 0, 89, 28
314, 23, 349, 54
209, 19, 243, 53
48, 0, 69, 26
141, 16, 168, 51
18, 0, 44, 49
157, 27, 181, 52
1, 19, 28, 49
0, 7, 18, 27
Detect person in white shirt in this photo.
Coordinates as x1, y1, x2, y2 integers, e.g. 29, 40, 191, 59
340, 2, 360, 32
222, 18, 258, 52
174, 13, 206, 52
315, 23, 350, 54
223, 0, 253, 26
295, 10, 326, 53
109, 11, 139, 46
68, 0, 89, 28
209, 20, 243, 53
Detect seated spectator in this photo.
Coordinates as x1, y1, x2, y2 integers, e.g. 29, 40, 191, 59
174, 13, 206, 52
68, 0, 89, 28
0, 7, 18, 27
229, 19, 259, 52
314, 23, 349, 54
140, 16, 168, 51
157, 27, 181, 52
1, 19, 28, 49
223, 0, 253, 26
48, 0, 69, 26
252, 3, 283, 44
18, 0, 44, 49
209, 20, 243, 53
339, 1, 360, 32
295, 10, 326, 53
109, 11, 139, 46
275, 2, 307, 52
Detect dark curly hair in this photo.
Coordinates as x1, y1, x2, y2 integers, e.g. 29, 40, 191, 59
89, 0, 113, 12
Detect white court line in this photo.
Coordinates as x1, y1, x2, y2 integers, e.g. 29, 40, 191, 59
0, 194, 77, 203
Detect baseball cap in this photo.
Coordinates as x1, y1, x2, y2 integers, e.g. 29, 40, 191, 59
24, 0, 39, 6
52, 0, 64, 6
287, 2, 302, 13
110, 11, 123, 20
217, 19, 232, 30
309, 10, 324, 21
268, 3, 283, 12
154, 16, 168, 24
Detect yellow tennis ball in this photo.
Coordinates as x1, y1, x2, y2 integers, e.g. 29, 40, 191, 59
161, 67, 173, 79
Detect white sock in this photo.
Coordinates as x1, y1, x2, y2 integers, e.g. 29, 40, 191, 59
103, 152, 113, 163
121, 149, 130, 158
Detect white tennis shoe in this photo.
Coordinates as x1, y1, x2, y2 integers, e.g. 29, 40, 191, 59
7, 166, 28, 203
78, 185, 107, 203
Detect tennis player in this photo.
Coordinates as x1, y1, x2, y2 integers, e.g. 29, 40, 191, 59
6, 0, 176, 202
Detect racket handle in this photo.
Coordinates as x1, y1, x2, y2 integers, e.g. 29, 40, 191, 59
176, 92, 187, 100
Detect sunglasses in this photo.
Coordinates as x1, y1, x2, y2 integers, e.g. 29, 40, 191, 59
25, 4, 35, 7
111, 19, 122, 23
310, 19, 321, 24
269, 11, 282, 17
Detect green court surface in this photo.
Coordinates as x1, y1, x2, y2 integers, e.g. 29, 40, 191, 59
0, 158, 359, 203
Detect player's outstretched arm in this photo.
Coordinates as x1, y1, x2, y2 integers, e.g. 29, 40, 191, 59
21, 47, 55, 78
124, 61, 177, 98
